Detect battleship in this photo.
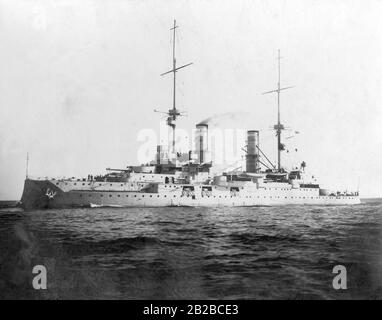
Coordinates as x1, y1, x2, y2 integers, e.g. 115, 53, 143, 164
20, 20, 360, 210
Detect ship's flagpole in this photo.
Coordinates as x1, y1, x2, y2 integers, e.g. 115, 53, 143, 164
262, 49, 294, 172
26, 152, 29, 179
357, 177, 361, 194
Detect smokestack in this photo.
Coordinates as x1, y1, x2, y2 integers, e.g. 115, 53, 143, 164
196, 123, 209, 164
156, 145, 162, 164
156, 145, 169, 164
246, 130, 259, 173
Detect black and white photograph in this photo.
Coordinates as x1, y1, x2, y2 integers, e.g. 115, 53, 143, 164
0, 0, 381, 306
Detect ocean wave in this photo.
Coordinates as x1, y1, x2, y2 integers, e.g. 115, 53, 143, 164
229, 232, 300, 245
64, 236, 162, 255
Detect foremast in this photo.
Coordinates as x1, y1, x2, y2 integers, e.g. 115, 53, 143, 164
262, 49, 294, 171
155, 20, 193, 158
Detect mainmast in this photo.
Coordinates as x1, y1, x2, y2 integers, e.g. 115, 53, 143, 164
262, 49, 293, 171
156, 20, 193, 157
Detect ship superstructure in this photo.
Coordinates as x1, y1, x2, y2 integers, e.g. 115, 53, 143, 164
20, 20, 360, 209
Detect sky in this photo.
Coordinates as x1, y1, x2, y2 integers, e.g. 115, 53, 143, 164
0, 0, 381, 199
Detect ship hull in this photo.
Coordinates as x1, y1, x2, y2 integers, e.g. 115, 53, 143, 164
20, 179, 361, 210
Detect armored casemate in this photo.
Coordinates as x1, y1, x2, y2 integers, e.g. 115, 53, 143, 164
20, 20, 360, 209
